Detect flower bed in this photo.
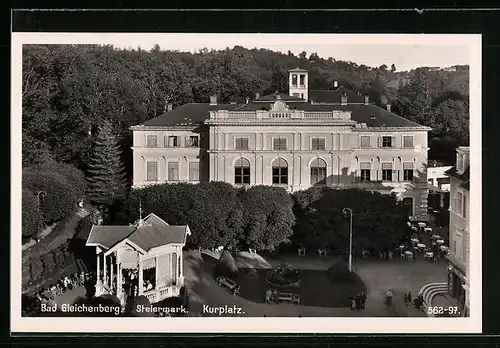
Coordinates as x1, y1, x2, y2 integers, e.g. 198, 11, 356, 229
264, 262, 301, 289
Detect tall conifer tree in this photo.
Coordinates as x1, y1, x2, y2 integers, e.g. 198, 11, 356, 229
86, 120, 127, 208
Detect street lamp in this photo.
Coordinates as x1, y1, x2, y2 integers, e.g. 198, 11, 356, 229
35, 191, 46, 242
342, 207, 353, 273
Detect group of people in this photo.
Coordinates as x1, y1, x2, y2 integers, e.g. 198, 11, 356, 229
34, 271, 96, 304
349, 292, 367, 310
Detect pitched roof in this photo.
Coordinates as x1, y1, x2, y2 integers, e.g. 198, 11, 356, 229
288, 68, 309, 72
314, 104, 425, 128
139, 103, 240, 127
86, 213, 189, 252
444, 165, 470, 190
310, 87, 365, 104
254, 93, 304, 102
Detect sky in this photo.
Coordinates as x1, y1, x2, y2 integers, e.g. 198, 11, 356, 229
109, 34, 472, 72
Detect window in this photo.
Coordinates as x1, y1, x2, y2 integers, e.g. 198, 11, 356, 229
382, 163, 393, 181
189, 162, 199, 181
300, 93, 304, 99
234, 157, 250, 185
311, 138, 326, 150
168, 162, 179, 181
188, 136, 199, 147
310, 158, 327, 186
456, 192, 463, 216
273, 137, 287, 151
360, 162, 371, 182
457, 153, 464, 172
272, 158, 288, 185
428, 179, 434, 186
235, 137, 249, 151
455, 232, 463, 260
292, 74, 298, 87
146, 135, 157, 148
462, 194, 467, 219
403, 135, 414, 148
299, 75, 305, 86
167, 136, 179, 147
360, 136, 371, 148
146, 161, 158, 181
403, 162, 414, 181
381, 136, 393, 148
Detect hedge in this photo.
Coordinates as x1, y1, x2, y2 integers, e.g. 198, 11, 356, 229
22, 188, 41, 239
22, 169, 78, 225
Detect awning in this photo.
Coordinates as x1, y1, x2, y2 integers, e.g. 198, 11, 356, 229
142, 257, 156, 270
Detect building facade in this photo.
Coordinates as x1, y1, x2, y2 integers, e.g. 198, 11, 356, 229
131, 69, 431, 221
445, 147, 470, 316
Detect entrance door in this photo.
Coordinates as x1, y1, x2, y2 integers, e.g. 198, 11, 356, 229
402, 197, 413, 217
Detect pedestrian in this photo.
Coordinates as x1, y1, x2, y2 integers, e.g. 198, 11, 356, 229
385, 289, 393, 306
355, 293, 361, 310
404, 293, 408, 304
407, 291, 412, 304
265, 289, 273, 304
350, 297, 356, 310
360, 292, 366, 309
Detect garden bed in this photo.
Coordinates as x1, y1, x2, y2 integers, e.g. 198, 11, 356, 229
237, 267, 366, 307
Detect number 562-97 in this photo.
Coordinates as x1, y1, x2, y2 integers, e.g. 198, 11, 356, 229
427, 306, 459, 315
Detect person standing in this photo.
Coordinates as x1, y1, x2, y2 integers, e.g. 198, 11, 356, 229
385, 289, 393, 306
360, 292, 366, 310
407, 291, 412, 304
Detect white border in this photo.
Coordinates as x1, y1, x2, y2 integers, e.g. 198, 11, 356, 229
11, 33, 482, 334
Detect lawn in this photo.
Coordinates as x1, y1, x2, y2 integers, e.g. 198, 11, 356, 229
237, 267, 366, 307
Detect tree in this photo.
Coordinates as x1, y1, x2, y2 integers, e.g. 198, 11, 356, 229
22, 189, 41, 239
239, 186, 295, 251
293, 188, 407, 253
127, 182, 243, 249
86, 120, 127, 209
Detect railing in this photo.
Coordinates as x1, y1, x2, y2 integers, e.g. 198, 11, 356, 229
209, 110, 352, 120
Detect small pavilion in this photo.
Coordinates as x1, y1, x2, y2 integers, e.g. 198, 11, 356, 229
86, 213, 191, 305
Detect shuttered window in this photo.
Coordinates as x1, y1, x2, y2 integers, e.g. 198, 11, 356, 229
403, 135, 414, 148
382, 162, 393, 181
273, 137, 287, 151
235, 137, 249, 150
311, 138, 326, 150
189, 162, 199, 181
168, 162, 179, 181
146, 135, 157, 148
360, 136, 371, 148
146, 161, 158, 181
360, 162, 371, 182
403, 162, 414, 181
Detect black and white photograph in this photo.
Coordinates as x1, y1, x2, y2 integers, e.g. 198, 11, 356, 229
11, 32, 481, 333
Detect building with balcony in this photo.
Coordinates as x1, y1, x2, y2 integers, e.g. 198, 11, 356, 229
445, 146, 470, 316
85, 213, 191, 306
130, 68, 431, 221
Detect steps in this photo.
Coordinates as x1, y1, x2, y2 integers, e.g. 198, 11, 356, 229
417, 282, 448, 317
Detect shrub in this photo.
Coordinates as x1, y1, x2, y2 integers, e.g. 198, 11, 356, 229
327, 261, 356, 283
23, 169, 78, 225
213, 250, 239, 279
22, 188, 41, 239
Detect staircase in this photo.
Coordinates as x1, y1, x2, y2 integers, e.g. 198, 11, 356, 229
418, 282, 449, 317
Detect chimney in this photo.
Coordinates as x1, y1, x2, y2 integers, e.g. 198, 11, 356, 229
364, 95, 370, 105
255, 92, 260, 99
209, 95, 217, 105
386, 104, 392, 112
333, 80, 339, 89
340, 92, 348, 105
245, 97, 250, 104
167, 103, 173, 112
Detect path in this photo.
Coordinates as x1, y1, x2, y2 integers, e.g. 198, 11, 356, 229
184, 249, 446, 317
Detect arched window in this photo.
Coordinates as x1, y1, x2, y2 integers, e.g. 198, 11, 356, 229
272, 158, 288, 185
310, 158, 327, 186
234, 157, 250, 184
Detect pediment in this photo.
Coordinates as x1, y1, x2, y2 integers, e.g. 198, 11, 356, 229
271, 101, 290, 112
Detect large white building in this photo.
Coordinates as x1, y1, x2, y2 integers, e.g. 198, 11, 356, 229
445, 147, 470, 316
130, 68, 431, 221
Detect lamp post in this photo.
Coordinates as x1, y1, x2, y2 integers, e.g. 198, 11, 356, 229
342, 207, 353, 272
35, 191, 46, 242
